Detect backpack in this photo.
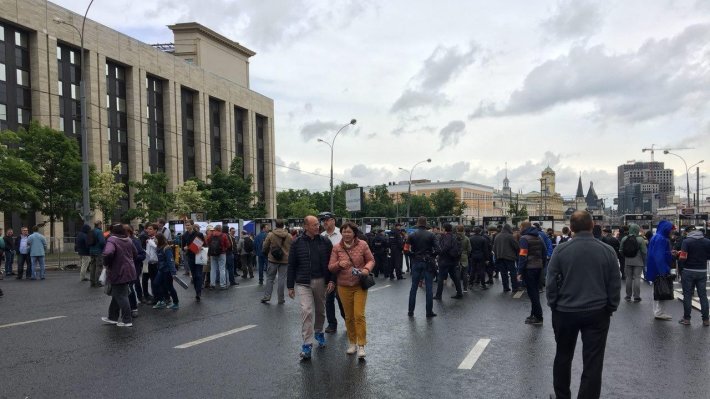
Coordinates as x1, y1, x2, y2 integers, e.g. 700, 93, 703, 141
622, 235, 640, 258
269, 235, 284, 261
86, 229, 96, 247
446, 234, 462, 260
243, 236, 254, 253
208, 233, 223, 256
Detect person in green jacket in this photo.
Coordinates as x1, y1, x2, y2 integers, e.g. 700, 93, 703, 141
455, 225, 472, 292
619, 223, 647, 302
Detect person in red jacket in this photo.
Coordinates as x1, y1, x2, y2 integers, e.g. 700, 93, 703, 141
208, 225, 231, 289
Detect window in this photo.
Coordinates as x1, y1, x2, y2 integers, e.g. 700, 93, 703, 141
16, 69, 28, 86
106, 60, 129, 218
209, 98, 223, 173
234, 106, 246, 176
181, 87, 196, 180
57, 44, 81, 137
256, 114, 267, 202
0, 23, 30, 131
146, 75, 165, 173
0, 64, 4, 81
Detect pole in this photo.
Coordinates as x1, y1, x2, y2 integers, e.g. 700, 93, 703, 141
80, 0, 95, 223
697, 166, 700, 211
329, 144, 334, 213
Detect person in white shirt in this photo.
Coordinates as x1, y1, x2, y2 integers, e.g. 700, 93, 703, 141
319, 212, 344, 333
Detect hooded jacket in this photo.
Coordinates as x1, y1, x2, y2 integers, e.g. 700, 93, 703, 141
103, 235, 138, 284
619, 224, 647, 267
518, 227, 544, 272
645, 220, 674, 282
75, 224, 91, 256
263, 228, 293, 264
679, 230, 710, 272
493, 225, 519, 262
456, 231, 472, 265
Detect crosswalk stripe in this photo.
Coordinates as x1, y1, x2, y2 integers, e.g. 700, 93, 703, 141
458, 338, 491, 369
174, 325, 257, 349
0, 316, 67, 329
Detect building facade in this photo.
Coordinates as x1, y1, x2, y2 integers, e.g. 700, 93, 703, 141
617, 161, 674, 214
0, 1, 276, 233
385, 180, 497, 220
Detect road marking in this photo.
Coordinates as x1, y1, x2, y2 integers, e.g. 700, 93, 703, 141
175, 325, 257, 349
369, 284, 391, 292
513, 290, 524, 299
0, 316, 66, 329
235, 283, 260, 289
458, 338, 491, 370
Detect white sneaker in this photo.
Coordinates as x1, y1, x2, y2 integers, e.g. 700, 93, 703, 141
101, 317, 118, 325
655, 313, 672, 321
346, 343, 357, 355
357, 345, 366, 358
117, 322, 133, 327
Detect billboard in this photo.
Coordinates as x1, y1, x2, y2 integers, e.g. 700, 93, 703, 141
345, 187, 363, 212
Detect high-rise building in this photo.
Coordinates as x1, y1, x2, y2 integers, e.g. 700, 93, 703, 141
617, 161, 674, 214
0, 1, 276, 234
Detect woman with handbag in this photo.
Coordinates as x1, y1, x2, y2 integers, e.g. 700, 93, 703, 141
186, 224, 205, 301
152, 233, 179, 310
328, 222, 375, 359
101, 224, 138, 327
645, 220, 675, 320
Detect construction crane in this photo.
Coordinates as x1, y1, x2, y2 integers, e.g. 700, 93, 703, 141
642, 144, 693, 162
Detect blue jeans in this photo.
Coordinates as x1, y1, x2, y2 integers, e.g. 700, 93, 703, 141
257, 256, 267, 282
226, 252, 236, 284
4, 250, 14, 275
31, 256, 45, 279
152, 270, 178, 303
681, 270, 708, 321
409, 261, 434, 315
210, 254, 226, 287
496, 259, 519, 291
524, 269, 543, 319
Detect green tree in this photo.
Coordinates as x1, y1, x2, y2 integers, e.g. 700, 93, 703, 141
15, 122, 82, 246
508, 194, 528, 226
277, 189, 316, 218
364, 184, 396, 217
0, 131, 40, 213
173, 180, 206, 218
453, 200, 468, 217
125, 172, 174, 223
287, 196, 319, 218
90, 164, 126, 225
430, 188, 458, 216
407, 194, 435, 217
201, 157, 264, 219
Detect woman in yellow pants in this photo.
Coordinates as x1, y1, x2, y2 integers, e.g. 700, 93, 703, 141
328, 221, 375, 359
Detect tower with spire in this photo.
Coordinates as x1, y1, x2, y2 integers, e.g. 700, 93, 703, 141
586, 181, 601, 211
575, 173, 586, 210
502, 162, 511, 198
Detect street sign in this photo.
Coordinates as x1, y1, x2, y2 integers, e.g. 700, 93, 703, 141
592, 215, 604, 221
483, 216, 507, 225
362, 217, 384, 225
681, 208, 695, 216
345, 187, 363, 212
287, 218, 303, 227
624, 214, 652, 222
679, 213, 708, 221
528, 216, 554, 221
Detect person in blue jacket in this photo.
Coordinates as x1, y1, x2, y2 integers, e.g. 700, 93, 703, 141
152, 233, 179, 310
645, 220, 675, 320
254, 223, 270, 285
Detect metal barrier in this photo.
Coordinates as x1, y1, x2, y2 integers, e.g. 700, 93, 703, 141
45, 237, 81, 271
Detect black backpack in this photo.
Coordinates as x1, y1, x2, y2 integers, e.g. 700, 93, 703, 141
243, 236, 254, 253
208, 234, 223, 256
446, 234, 462, 260
622, 236, 640, 258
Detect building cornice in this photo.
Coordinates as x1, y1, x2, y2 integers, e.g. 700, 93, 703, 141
168, 22, 256, 57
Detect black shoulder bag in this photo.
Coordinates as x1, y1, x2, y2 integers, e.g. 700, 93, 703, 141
343, 247, 375, 290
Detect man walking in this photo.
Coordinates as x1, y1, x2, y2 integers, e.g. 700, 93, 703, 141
619, 224, 646, 302
407, 217, 439, 317
518, 221, 546, 325
239, 230, 255, 279
261, 219, 292, 304
390, 223, 405, 280
677, 226, 710, 326
76, 224, 91, 281
88, 221, 106, 287
288, 215, 334, 360
27, 226, 48, 280
208, 225, 231, 289
371, 230, 388, 278
254, 223, 270, 285
434, 223, 463, 300
15, 227, 31, 279
320, 212, 345, 333
546, 211, 621, 399
493, 224, 519, 293
469, 227, 491, 290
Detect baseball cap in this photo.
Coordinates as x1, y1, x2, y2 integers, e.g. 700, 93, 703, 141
318, 212, 335, 221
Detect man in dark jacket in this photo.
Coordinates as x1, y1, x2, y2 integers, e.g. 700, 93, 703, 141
435, 223, 463, 300
76, 224, 91, 281
493, 224, 519, 293
518, 222, 546, 325
469, 227, 491, 289
287, 215, 334, 360
546, 211, 621, 399
678, 226, 710, 325
389, 224, 405, 280
4, 229, 15, 277
371, 230, 388, 278
407, 217, 440, 317
88, 221, 106, 287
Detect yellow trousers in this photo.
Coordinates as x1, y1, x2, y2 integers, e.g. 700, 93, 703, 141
338, 284, 368, 346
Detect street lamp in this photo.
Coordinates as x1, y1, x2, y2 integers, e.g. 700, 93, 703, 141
400, 158, 431, 218
317, 118, 356, 213
53, 0, 95, 223
664, 151, 702, 209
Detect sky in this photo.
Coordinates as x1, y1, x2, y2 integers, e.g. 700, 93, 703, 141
53, 0, 710, 205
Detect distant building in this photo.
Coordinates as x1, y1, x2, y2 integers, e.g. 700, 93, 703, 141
383, 180, 496, 220
519, 167, 565, 220
617, 161, 674, 214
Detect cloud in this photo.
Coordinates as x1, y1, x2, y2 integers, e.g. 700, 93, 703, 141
391, 43, 479, 114
438, 120, 466, 150
541, 0, 604, 40
470, 23, 710, 122
299, 120, 344, 140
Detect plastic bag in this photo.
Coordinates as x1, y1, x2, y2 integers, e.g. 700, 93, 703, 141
653, 275, 674, 301
99, 268, 107, 285
195, 247, 209, 265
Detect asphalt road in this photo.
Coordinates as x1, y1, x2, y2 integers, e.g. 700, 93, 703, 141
1, 270, 708, 399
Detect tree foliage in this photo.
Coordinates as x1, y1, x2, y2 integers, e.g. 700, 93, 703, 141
200, 157, 265, 219
277, 189, 318, 218
508, 194, 529, 226
0, 130, 40, 213
430, 189, 458, 216
90, 164, 126, 225
173, 180, 206, 218
125, 172, 173, 223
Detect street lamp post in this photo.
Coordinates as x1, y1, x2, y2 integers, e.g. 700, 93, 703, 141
317, 118, 356, 213
665, 151, 703, 210
400, 159, 431, 218
54, 0, 95, 223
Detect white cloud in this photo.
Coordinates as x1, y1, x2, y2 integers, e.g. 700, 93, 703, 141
541, 0, 604, 40
438, 120, 466, 150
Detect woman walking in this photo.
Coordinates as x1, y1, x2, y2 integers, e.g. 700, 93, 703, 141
328, 222, 374, 358
152, 233, 179, 310
101, 224, 138, 327
125, 225, 146, 315
185, 224, 205, 301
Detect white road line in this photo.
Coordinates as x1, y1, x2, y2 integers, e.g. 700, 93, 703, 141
458, 338, 491, 370
369, 284, 391, 292
174, 325, 257, 349
513, 290, 524, 299
234, 283, 259, 289
0, 316, 67, 329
